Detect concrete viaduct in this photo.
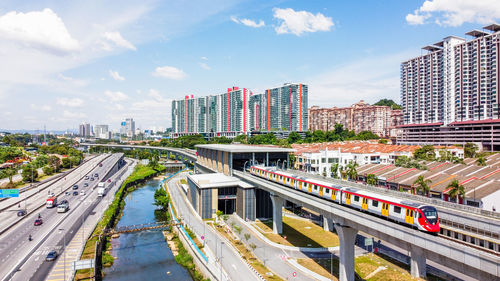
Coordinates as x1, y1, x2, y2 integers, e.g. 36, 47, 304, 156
80, 143, 500, 281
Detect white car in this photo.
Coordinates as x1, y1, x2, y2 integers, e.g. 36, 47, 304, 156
80, 190, 85, 196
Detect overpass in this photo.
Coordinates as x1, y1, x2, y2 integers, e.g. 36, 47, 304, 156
80, 143, 197, 162
234, 170, 500, 281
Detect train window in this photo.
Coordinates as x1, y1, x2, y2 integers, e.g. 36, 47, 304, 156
372, 200, 378, 207
462, 234, 467, 242
488, 242, 494, 250
393, 206, 401, 213
354, 196, 359, 202
454, 232, 458, 239
325, 188, 330, 194
479, 239, 485, 247
314, 185, 318, 190
470, 237, 475, 244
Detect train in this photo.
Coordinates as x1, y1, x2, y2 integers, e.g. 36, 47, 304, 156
249, 165, 440, 233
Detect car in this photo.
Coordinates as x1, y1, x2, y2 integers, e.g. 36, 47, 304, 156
90, 177, 94, 181
80, 191, 85, 196
84, 183, 88, 187
34, 219, 43, 226
73, 191, 78, 196
72, 185, 78, 190
45, 250, 58, 261
99, 164, 103, 167
17, 210, 27, 217
65, 191, 70, 195
107, 179, 111, 183
59, 199, 69, 205
94, 173, 99, 177
84, 176, 89, 180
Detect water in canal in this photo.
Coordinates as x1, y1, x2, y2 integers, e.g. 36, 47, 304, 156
104, 178, 192, 281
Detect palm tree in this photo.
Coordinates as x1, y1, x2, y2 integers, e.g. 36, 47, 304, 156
366, 174, 378, 186
330, 163, 339, 179
447, 179, 465, 203
476, 156, 486, 166
6, 168, 16, 186
413, 175, 432, 196
346, 162, 358, 181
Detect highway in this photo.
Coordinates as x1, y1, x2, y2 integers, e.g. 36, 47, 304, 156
0, 153, 123, 281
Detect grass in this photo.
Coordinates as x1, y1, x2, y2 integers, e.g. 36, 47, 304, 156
179, 178, 187, 184
172, 235, 210, 281
256, 216, 339, 248
298, 253, 443, 281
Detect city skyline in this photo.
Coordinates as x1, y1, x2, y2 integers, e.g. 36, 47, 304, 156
2, 0, 500, 131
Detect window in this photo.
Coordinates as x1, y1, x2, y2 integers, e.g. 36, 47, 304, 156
314, 185, 318, 190
462, 234, 467, 242
479, 239, 485, 248
354, 196, 360, 202
394, 206, 401, 213
471, 237, 475, 244
488, 242, 494, 250
372, 200, 379, 207
325, 188, 330, 194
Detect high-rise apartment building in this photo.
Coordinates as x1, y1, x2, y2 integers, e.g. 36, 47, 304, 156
171, 83, 308, 137
79, 123, 91, 137
120, 118, 135, 138
308, 101, 402, 137
94, 125, 110, 139
398, 24, 500, 150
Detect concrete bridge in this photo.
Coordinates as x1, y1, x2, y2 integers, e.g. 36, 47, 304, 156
80, 143, 197, 162
234, 170, 500, 281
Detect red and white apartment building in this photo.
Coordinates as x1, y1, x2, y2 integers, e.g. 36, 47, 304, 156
398, 24, 500, 151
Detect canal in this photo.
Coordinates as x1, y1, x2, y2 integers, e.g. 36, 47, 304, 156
104, 177, 192, 281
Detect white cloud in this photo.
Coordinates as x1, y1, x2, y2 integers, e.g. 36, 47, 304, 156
101, 31, 136, 50
104, 90, 129, 102
199, 62, 211, 70
273, 8, 334, 36
406, 0, 500, 26
230, 16, 265, 28
30, 104, 52, 111
201, 56, 208, 60
58, 74, 87, 87
152, 65, 187, 80
63, 110, 86, 119
132, 89, 172, 110
56, 97, 84, 107
0, 8, 79, 54
109, 70, 125, 81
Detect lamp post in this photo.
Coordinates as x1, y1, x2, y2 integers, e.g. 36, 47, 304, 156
59, 228, 66, 281
243, 161, 248, 173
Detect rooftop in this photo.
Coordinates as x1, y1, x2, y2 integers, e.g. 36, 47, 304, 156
195, 144, 295, 153
291, 141, 422, 155
187, 173, 253, 189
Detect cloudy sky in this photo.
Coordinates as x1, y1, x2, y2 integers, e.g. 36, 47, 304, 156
1, 0, 500, 131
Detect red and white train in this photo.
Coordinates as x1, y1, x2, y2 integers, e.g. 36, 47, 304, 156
249, 166, 440, 233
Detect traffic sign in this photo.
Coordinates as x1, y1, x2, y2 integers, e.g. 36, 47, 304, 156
0, 189, 19, 198
72, 259, 94, 271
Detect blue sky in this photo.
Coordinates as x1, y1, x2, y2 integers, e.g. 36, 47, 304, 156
1, 0, 500, 131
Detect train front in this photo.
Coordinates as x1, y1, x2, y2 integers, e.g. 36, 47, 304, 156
418, 206, 440, 233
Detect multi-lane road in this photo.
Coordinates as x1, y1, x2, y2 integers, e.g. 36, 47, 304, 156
0, 153, 124, 281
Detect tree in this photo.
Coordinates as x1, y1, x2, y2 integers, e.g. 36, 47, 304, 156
154, 187, 169, 209
413, 175, 432, 196
346, 162, 358, 181
216, 210, 223, 222
464, 142, 478, 158
5, 168, 16, 186
42, 165, 54, 176
61, 157, 71, 169
373, 99, 402, 110
312, 130, 326, 142
330, 163, 339, 179
233, 134, 248, 144
244, 233, 251, 241
378, 139, 388, 144
476, 155, 486, 166
447, 179, 465, 203
287, 131, 302, 144
366, 174, 378, 185
48, 156, 61, 172
21, 164, 38, 182
413, 145, 435, 160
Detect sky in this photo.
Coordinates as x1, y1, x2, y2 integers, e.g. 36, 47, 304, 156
1, 0, 500, 132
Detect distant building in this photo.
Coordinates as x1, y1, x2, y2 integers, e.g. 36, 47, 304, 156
171, 83, 308, 138
79, 123, 91, 137
398, 24, 500, 151
308, 100, 402, 137
94, 125, 110, 139
120, 118, 135, 138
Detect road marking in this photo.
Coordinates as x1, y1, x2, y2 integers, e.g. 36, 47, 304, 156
232, 264, 237, 270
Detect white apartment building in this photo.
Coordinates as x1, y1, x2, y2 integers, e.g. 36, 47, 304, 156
399, 24, 500, 151
120, 118, 135, 138
94, 125, 110, 139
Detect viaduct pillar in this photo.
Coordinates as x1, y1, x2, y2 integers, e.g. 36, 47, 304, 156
334, 221, 358, 281
410, 244, 426, 278
270, 193, 284, 234
323, 216, 334, 232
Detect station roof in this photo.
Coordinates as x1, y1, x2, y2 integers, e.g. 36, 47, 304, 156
196, 144, 295, 153
187, 173, 253, 189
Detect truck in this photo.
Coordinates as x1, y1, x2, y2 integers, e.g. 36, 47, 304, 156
46, 196, 57, 208
97, 182, 107, 197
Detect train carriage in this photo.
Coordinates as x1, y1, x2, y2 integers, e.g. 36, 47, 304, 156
249, 165, 439, 233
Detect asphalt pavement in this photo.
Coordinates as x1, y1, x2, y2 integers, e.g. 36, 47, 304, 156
0, 153, 123, 281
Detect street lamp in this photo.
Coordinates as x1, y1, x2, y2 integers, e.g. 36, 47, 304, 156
243, 161, 248, 173
59, 228, 66, 281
